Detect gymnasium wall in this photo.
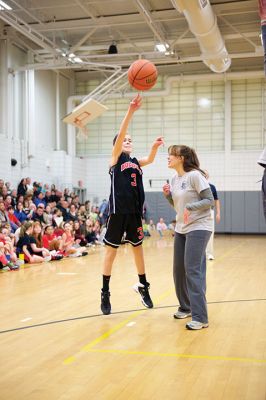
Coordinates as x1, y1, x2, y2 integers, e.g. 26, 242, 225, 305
0, 42, 85, 190
145, 191, 266, 234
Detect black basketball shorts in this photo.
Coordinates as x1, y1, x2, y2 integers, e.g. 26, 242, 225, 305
103, 214, 144, 248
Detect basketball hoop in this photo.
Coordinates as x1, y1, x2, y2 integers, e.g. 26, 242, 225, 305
76, 124, 89, 141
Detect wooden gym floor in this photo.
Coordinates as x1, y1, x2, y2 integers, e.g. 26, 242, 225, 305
0, 234, 265, 400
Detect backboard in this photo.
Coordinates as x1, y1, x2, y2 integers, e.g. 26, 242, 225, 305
63, 98, 109, 128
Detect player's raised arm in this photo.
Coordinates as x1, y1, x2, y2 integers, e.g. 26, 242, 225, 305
110, 94, 142, 166
139, 136, 164, 167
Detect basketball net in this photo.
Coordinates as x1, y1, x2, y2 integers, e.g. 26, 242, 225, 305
75, 120, 89, 141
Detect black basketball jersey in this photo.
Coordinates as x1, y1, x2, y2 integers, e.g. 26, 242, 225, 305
108, 152, 145, 215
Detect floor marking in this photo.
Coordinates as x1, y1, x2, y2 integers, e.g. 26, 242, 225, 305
20, 317, 32, 322
86, 348, 266, 365
56, 272, 78, 275
126, 322, 136, 327
63, 288, 172, 365
208, 240, 246, 265
62, 241, 248, 366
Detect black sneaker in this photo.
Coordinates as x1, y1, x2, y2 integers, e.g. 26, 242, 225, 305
101, 290, 111, 315
133, 282, 153, 308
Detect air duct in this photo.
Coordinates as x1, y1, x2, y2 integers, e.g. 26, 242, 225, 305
173, 0, 231, 73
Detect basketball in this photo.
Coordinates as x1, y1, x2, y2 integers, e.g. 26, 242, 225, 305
128, 59, 158, 91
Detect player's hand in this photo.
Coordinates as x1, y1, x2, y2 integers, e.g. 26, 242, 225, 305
129, 94, 142, 112
163, 183, 171, 196
183, 208, 190, 224
216, 214, 221, 224
152, 136, 164, 148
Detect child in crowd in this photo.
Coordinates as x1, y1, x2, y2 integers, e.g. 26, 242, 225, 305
14, 202, 28, 223
16, 221, 46, 263
61, 222, 87, 257
73, 220, 87, 246
43, 225, 62, 251
156, 217, 168, 237
0, 225, 19, 269
85, 219, 98, 245
142, 219, 151, 237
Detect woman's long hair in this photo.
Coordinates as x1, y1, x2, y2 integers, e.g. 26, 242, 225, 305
19, 221, 33, 237
168, 145, 206, 177
32, 221, 43, 247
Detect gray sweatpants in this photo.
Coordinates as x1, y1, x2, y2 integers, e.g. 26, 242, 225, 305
173, 230, 212, 323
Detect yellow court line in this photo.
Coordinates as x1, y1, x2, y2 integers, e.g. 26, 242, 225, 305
63, 241, 246, 366
63, 289, 172, 365
208, 240, 246, 264
87, 348, 266, 365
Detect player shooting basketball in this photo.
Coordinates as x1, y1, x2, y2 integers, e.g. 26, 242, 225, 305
101, 93, 164, 315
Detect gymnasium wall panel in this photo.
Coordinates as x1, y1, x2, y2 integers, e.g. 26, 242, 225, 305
144, 191, 266, 234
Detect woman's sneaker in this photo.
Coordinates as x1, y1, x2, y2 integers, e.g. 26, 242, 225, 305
173, 310, 191, 319
101, 290, 111, 315
186, 320, 209, 330
133, 282, 153, 308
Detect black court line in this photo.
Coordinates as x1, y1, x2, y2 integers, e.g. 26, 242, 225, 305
0, 298, 266, 335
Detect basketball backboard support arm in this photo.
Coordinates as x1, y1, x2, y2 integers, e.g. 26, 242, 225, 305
63, 67, 128, 129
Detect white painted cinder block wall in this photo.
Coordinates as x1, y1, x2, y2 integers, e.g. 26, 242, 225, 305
1, 42, 264, 203
82, 149, 264, 203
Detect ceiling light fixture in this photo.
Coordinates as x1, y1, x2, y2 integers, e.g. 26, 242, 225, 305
0, 0, 12, 10
73, 57, 83, 63
155, 43, 169, 53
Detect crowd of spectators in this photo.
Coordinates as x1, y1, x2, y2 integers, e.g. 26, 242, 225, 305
0, 177, 174, 272
0, 177, 109, 271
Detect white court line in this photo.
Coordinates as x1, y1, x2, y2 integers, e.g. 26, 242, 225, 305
20, 317, 32, 322
126, 322, 136, 327
56, 272, 78, 275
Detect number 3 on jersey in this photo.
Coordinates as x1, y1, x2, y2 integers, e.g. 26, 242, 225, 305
131, 173, 137, 186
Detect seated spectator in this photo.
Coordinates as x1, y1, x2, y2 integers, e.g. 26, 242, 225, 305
32, 221, 55, 260
34, 192, 46, 208
4, 195, 13, 210
17, 178, 27, 197
93, 220, 101, 241
43, 225, 62, 251
73, 220, 87, 246
26, 177, 33, 192
7, 205, 21, 229
53, 208, 63, 228
156, 217, 168, 237
43, 204, 53, 225
32, 204, 46, 226
56, 199, 69, 220
0, 241, 19, 271
0, 200, 10, 225
67, 204, 78, 222
0, 179, 4, 196
0, 225, 18, 267
168, 220, 176, 237
77, 204, 87, 223
14, 202, 28, 223
85, 219, 98, 245
23, 199, 31, 217
142, 219, 151, 237
5, 182, 11, 195
16, 221, 46, 264
149, 219, 156, 231
1, 186, 8, 199
89, 206, 99, 223
61, 222, 87, 256
99, 199, 108, 226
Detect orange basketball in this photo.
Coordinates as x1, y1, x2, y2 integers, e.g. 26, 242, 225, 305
128, 59, 158, 91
